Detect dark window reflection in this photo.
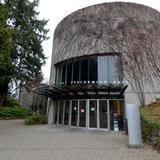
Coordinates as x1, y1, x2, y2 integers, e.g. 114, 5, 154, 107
53, 102, 58, 124
57, 66, 62, 85
59, 101, 64, 124
67, 63, 72, 85
64, 101, 69, 125
99, 100, 108, 129
71, 100, 78, 126
80, 59, 88, 83
109, 100, 124, 131
89, 58, 97, 83
73, 61, 80, 83
89, 100, 97, 128
62, 65, 66, 84
79, 100, 86, 127
56, 54, 122, 86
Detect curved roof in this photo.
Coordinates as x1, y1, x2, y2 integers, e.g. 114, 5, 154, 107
51, 2, 160, 64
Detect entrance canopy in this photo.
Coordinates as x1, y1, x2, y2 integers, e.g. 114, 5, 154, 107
34, 83, 128, 100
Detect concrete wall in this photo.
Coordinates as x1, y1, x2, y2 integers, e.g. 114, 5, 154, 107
20, 88, 33, 110
50, 2, 160, 86
49, 2, 160, 107
125, 80, 160, 105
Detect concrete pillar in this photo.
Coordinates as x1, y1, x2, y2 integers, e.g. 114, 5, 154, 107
86, 100, 89, 128
77, 100, 80, 127
68, 100, 72, 126
47, 99, 54, 124
126, 104, 143, 148
97, 100, 100, 129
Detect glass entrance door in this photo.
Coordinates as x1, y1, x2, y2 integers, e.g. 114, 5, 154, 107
58, 101, 64, 124
99, 100, 108, 129
89, 100, 97, 128
64, 101, 69, 125
71, 100, 78, 126
109, 100, 124, 131
79, 100, 86, 127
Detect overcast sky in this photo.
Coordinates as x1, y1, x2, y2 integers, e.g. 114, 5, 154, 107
38, 0, 160, 82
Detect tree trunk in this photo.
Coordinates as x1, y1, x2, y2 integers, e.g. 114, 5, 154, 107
0, 81, 9, 106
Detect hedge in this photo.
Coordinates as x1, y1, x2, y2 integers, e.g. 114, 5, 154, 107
140, 106, 160, 151
0, 107, 32, 119
25, 115, 47, 125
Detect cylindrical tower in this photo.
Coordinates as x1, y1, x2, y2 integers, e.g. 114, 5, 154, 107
46, 2, 160, 129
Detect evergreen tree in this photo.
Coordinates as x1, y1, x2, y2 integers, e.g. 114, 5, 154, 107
5, 0, 49, 80
0, 3, 14, 105
1, 0, 49, 105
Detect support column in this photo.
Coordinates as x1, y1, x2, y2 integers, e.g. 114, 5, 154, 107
107, 100, 110, 131
62, 101, 65, 125
68, 100, 72, 126
52, 101, 56, 124
86, 99, 89, 129
77, 100, 80, 127
97, 99, 99, 129
57, 101, 60, 125
47, 99, 54, 124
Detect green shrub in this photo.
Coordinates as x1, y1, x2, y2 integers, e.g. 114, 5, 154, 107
140, 106, 160, 151
25, 115, 47, 125
0, 107, 32, 119
5, 97, 21, 107
140, 107, 160, 132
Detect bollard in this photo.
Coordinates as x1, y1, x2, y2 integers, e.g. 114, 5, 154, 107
126, 104, 143, 148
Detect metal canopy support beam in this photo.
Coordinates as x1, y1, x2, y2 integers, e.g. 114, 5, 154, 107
64, 86, 79, 95
120, 85, 128, 94
52, 93, 124, 100
33, 84, 126, 100
34, 91, 51, 97
91, 85, 98, 95
77, 85, 88, 95
52, 87, 67, 96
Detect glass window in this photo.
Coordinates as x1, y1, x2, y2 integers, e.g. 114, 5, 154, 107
73, 61, 80, 83
108, 56, 119, 83
89, 58, 97, 83
56, 66, 62, 85
98, 55, 121, 84
67, 63, 72, 85
55, 67, 59, 85
80, 59, 88, 83
62, 65, 66, 84
56, 54, 121, 86
98, 56, 108, 84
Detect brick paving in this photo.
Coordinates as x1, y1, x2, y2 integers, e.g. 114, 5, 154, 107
0, 120, 159, 160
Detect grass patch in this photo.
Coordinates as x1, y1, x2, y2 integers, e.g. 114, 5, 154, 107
0, 107, 32, 119
25, 115, 47, 125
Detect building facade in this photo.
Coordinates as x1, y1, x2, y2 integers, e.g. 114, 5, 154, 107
42, 2, 160, 131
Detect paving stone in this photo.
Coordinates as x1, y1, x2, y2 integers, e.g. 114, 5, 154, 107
0, 120, 159, 160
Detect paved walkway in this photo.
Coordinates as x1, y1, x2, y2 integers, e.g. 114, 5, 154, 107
0, 120, 159, 160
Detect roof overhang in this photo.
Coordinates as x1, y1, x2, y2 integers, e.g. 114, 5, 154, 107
34, 84, 128, 100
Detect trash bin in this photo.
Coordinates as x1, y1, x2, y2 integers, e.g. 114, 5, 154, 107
123, 118, 128, 135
